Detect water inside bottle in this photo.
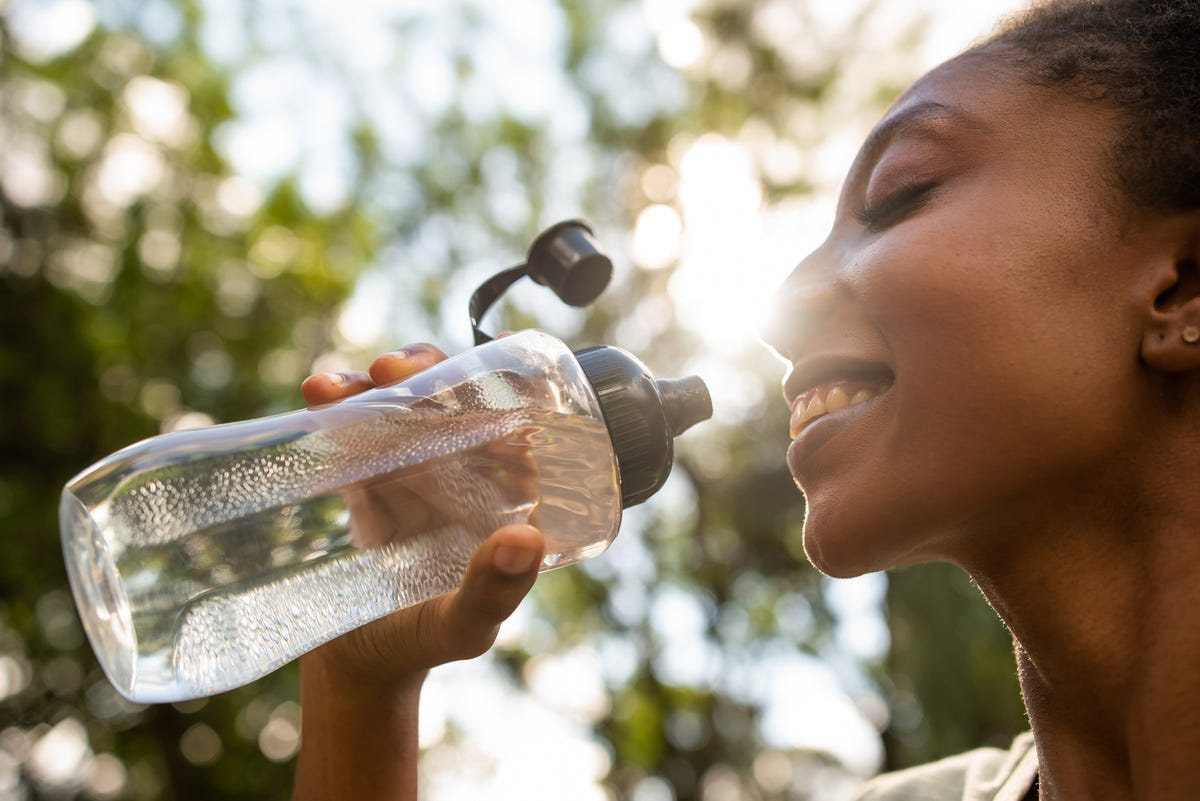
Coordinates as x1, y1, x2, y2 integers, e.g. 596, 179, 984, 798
62, 394, 619, 703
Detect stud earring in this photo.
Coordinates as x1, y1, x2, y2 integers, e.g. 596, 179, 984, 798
1184, 326, 1200, 345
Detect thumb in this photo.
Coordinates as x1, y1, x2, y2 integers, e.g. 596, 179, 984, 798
425, 525, 544, 663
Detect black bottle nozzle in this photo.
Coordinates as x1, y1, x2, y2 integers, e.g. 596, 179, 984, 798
574, 346, 712, 508
655, 376, 713, 438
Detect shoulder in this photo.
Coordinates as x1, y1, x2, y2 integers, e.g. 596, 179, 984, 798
853, 733, 1037, 801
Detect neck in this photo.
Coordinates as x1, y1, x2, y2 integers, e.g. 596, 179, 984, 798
957, 455, 1200, 801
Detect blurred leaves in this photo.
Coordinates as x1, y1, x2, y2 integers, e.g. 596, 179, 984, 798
1, 0, 1024, 799
1, 5, 365, 799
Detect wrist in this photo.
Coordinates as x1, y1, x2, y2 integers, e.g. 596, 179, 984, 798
293, 651, 426, 801
301, 639, 429, 703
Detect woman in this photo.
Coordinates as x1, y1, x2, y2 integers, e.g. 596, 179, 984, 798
292, 1, 1200, 799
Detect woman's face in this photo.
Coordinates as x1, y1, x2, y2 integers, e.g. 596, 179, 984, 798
766, 50, 1154, 577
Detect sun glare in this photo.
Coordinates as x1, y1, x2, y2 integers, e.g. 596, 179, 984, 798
652, 0, 1030, 366
631, 203, 683, 270
665, 134, 777, 357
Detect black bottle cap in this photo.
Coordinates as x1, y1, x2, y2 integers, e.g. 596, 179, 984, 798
574, 346, 712, 508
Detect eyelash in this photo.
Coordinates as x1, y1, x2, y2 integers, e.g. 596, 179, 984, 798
857, 181, 937, 232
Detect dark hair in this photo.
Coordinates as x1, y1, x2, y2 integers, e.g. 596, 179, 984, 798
983, 0, 1200, 212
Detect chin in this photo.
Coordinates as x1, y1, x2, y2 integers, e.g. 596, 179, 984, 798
802, 527, 879, 579
801, 504, 930, 579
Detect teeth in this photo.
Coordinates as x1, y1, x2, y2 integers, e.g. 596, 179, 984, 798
806, 395, 826, 419
789, 382, 886, 438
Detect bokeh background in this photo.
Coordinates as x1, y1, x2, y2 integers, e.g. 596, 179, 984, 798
1, 0, 1030, 798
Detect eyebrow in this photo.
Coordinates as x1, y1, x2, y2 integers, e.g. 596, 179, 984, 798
858, 101, 990, 166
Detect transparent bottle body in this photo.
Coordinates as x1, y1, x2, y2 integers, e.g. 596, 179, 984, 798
60, 331, 621, 703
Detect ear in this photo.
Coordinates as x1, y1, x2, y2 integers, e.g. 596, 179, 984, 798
1140, 238, 1200, 372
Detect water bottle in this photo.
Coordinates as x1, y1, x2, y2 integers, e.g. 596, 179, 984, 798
60, 329, 712, 703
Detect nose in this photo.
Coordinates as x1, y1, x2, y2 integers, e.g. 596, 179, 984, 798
760, 242, 841, 364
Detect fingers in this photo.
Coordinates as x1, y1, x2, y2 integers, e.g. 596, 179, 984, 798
300, 343, 450, 406
369, 343, 449, 386
300, 371, 374, 406
431, 524, 545, 662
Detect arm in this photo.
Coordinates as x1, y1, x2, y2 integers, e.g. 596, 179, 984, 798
291, 654, 425, 801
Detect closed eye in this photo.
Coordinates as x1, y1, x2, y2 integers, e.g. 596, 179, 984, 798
857, 181, 937, 232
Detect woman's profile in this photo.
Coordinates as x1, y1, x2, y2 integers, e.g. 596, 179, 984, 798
293, 1, 1200, 799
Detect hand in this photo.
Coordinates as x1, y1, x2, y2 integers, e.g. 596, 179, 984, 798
298, 343, 546, 690
293, 344, 546, 801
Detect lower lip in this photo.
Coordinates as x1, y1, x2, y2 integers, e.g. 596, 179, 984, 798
787, 391, 888, 474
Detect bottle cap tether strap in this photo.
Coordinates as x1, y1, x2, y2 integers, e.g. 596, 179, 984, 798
468, 220, 614, 345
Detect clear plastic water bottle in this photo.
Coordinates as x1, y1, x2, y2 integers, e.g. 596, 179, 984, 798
60, 330, 711, 703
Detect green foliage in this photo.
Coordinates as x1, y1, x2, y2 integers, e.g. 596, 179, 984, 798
880, 565, 1027, 770
1, 1, 1029, 799
1, 11, 367, 800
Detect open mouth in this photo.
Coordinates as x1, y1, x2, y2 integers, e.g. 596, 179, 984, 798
788, 372, 893, 439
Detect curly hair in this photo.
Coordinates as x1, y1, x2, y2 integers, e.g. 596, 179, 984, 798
984, 0, 1200, 212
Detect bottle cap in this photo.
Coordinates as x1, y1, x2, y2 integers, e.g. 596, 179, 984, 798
574, 346, 712, 508
526, 221, 613, 308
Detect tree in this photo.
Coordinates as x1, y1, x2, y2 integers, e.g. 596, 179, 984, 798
2, 7, 368, 798
0, 1, 1026, 798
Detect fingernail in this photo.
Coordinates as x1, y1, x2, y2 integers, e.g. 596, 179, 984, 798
327, 372, 346, 386
493, 545, 539, 575
389, 349, 409, 360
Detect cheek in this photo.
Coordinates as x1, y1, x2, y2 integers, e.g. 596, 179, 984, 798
803, 199, 1139, 574
858, 181, 1126, 403
892, 212, 1133, 449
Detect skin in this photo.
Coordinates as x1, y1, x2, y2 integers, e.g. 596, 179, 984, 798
768, 49, 1200, 800
771, 49, 1156, 578
290, 48, 1200, 801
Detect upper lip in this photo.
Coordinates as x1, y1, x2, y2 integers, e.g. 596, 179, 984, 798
783, 355, 895, 407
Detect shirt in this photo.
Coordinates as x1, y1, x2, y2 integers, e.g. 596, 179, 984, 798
854, 733, 1038, 801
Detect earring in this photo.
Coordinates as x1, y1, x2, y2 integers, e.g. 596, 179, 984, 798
1184, 326, 1200, 345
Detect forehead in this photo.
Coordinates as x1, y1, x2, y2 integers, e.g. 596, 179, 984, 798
867, 50, 1116, 171
845, 49, 1122, 207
